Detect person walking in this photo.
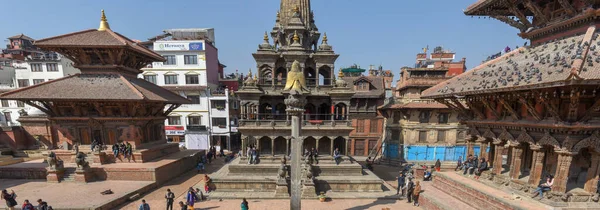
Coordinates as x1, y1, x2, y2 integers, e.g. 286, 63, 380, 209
165, 189, 175, 210
126, 142, 133, 162
406, 177, 415, 203
434, 159, 441, 172
36, 199, 49, 210
112, 143, 120, 159
138, 199, 150, 210
396, 172, 406, 197
204, 174, 212, 193
186, 188, 197, 208
1, 189, 17, 210
251, 147, 258, 165
21, 200, 34, 210
178, 201, 186, 210
241, 198, 249, 210
413, 181, 421, 207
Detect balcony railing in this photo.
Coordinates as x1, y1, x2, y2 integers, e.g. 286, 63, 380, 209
239, 113, 351, 128
257, 78, 334, 87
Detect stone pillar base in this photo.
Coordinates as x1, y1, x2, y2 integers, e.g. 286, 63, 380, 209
302, 180, 317, 198
75, 168, 92, 182
46, 169, 64, 183
275, 179, 290, 198
93, 152, 107, 165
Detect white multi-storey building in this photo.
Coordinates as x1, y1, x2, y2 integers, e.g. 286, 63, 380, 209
140, 28, 233, 151
0, 53, 79, 126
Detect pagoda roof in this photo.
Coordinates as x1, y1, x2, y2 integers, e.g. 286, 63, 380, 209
341, 76, 385, 98
380, 101, 448, 110
35, 29, 164, 62
423, 27, 600, 99
8, 34, 34, 41
0, 73, 190, 103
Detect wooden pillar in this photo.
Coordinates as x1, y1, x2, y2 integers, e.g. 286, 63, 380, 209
477, 138, 488, 160
509, 144, 523, 180
467, 139, 475, 156
553, 152, 575, 193
492, 141, 505, 175
584, 153, 600, 193
528, 145, 545, 186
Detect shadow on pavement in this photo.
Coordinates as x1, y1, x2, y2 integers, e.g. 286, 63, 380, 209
344, 195, 398, 210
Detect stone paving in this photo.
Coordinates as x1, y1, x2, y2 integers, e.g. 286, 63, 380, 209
0, 179, 153, 209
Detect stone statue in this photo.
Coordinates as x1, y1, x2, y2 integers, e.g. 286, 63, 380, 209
284, 60, 307, 92
305, 164, 313, 179
75, 152, 89, 170
243, 69, 256, 87
281, 156, 287, 165
46, 151, 58, 170
278, 163, 287, 180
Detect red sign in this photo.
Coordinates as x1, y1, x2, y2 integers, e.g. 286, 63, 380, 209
165, 126, 184, 130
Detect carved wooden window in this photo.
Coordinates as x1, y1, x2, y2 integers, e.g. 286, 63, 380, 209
370, 119, 379, 133
357, 119, 365, 133
438, 113, 449, 124
419, 131, 428, 142
31, 63, 43, 72
46, 63, 58, 72
419, 111, 431, 123
184, 55, 198, 65
32, 79, 44, 85
144, 75, 157, 84
167, 116, 181, 125
355, 81, 370, 91
437, 130, 446, 142
163, 55, 176, 65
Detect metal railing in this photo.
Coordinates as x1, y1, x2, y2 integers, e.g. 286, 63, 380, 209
258, 78, 334, 86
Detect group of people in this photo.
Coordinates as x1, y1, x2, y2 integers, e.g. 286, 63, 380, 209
2, 189, 51, 210
304, 148, 319, 164
456, 155, 488, 179
395, 172, 422, 207
246, 145, 259, 164
111, 142, 133, 162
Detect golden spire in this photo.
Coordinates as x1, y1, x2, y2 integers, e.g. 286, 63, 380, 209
338, 70, 344, 78
293, 6, 300, 13
293, 31, 299, 42
264, 32, 269, 41
323, 33, 328, 42
98, 10, 110, 31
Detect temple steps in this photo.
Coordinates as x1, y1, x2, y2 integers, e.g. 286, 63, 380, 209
61, 167, 77, 182
420, 181, 477, 210
429, 172, 552, 210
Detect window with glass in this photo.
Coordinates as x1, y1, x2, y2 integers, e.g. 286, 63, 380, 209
163, 55, 176, 65
16, 101, 24, 107
31, 63, 43, 72
185, 75, 199, 84
167, 116, 181, 125
211, 100, 226, 110
144, 75, 157, 84
356, 81, 369, 91
184, 55, 197, 65
370, 119, 378, 133
356, 119, 365, 133
212, 118, 227, 127
1, 100, 8, 107
17, 79, 30, 87
437, 130, 446, 142
187, 95, 200, 104
164, 75, 178, 84
438, 113, 449, 124
33, 79, 45, 85
3, 112, 11, 122
46, 63, 58, 72
188, 116, 202, 125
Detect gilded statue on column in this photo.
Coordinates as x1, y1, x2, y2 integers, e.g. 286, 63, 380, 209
284, 60, 307, 92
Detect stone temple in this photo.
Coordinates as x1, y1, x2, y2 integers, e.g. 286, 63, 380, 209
210, 0, 393, 199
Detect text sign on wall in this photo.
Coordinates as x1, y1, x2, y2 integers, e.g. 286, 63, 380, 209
188, 42, 204, 51
165, 126, 185, 135
155, 42, 204, 51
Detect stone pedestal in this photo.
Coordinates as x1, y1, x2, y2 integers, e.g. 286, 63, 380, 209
275, 179, 290, 198
75, 168, 92, 183
93, 152, 107, 164
302, 179, 317, 198
46, 168, 64, 183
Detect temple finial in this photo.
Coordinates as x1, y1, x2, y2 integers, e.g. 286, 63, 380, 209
338, 70, 344, 78
293, 31, 299, 42
264, 32, 269, 41
323, 33, 328, 43
98, 10, 110, 31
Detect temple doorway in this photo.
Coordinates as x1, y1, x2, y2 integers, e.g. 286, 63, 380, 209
303, 137, 316, 153
333, 137, 346, 155
259, 136, 272, 155
318, 137, 331, 155
274, 137, 287, 155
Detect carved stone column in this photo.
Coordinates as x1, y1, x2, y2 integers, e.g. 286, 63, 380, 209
527, 145, 545, 187
241, 135, 247, 156
492, 140, 505, 175
476, 137, 488, 160
285, 90, 307, 210
330, 137, 334, 156
286, 137, 291, 156
584, 153, 600, 193
315, 138, 320, 154
271, 137, 275, 156
553, 151, 575, 193
509, 143, 523, 180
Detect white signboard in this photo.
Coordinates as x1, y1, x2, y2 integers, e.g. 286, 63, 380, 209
166, 130, 185, 135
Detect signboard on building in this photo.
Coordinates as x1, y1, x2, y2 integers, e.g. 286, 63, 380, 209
155, 42, 204, 51
165, 125, 185, 135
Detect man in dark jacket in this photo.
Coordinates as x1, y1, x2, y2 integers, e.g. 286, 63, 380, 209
396, 172, 406, 196
468, 156, 479, 175
406, 177, 415, 203
463, 155, 472, 175
37, 199, 48, 210
475, 158, 488, 180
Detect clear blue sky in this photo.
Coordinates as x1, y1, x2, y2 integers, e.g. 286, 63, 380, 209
1, 0, 524, 80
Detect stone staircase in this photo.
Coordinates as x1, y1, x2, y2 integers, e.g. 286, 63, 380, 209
61, 167, 77, 182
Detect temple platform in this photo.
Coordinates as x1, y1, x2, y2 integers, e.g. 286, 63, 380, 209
419, 171, 600, 210
209, 156, 395, 199
51, 142, 181, 164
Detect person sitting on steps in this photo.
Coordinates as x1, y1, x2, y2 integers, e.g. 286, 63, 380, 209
532, 175, 554, 199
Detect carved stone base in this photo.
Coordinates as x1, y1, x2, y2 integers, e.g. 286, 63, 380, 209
46, 169, 63, 183
302, 180, 317, 198
275, 179, 290, 198
75, 168, 92, 183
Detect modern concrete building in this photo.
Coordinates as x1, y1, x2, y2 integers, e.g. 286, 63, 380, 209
140, 28, 235, 151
